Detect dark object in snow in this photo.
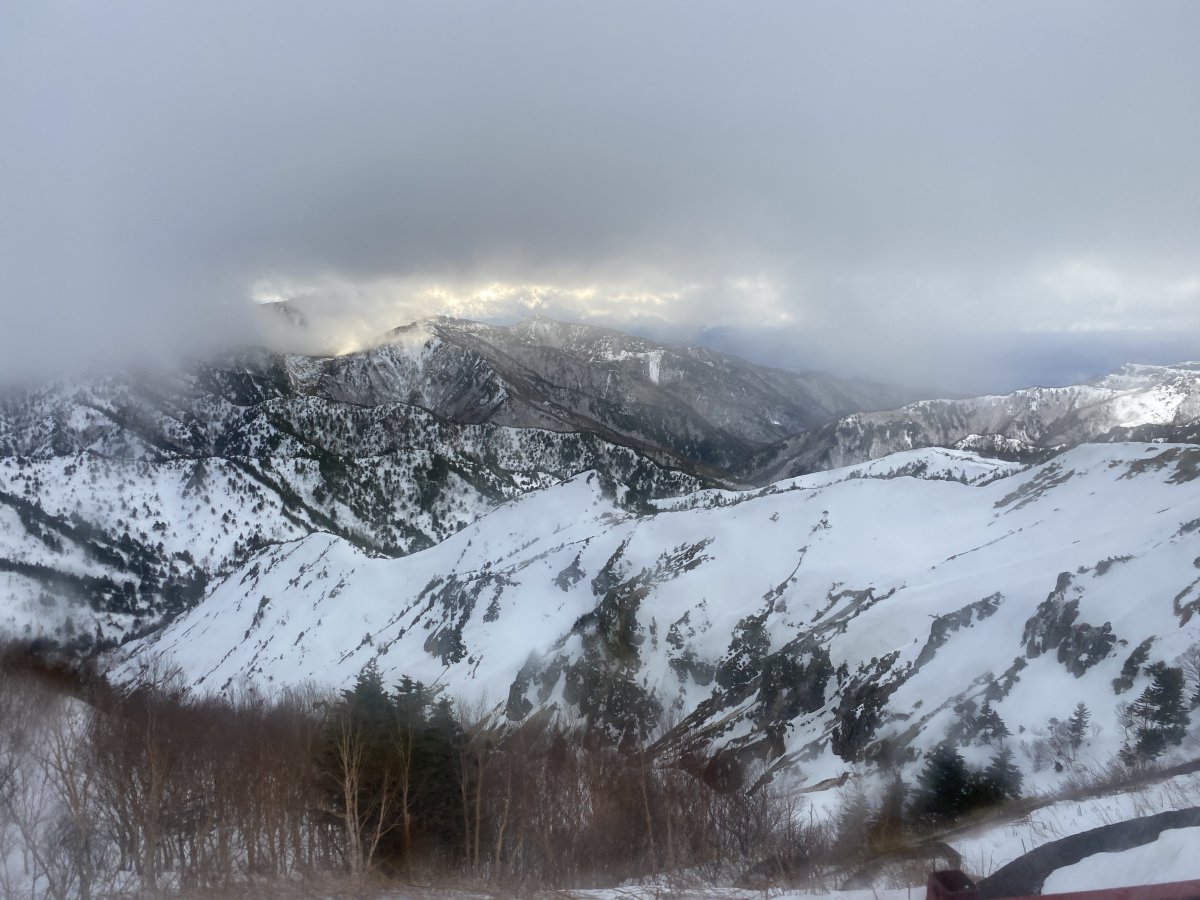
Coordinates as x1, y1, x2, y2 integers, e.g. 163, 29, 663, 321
928, 869, 979, 900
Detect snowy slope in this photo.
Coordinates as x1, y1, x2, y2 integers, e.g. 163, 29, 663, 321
1041, 827, 1200, 893
0, 359, 700, 648
6, 324, 1199, 653
653, 447, 1024, 514
127, 442, 1200, 794
0, 312, 944, 648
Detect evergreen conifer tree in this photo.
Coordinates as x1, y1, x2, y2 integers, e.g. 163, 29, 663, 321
981, 747, 1023, 801
835, 781, 873, 857
869, 773, 908, 848
1067, 702, 1090, 750
909, 744, 972, 826
975, 702, 1010, 743
1127, 663, 1191, 760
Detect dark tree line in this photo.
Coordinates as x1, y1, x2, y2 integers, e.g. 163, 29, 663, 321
907, 744, 1023, 827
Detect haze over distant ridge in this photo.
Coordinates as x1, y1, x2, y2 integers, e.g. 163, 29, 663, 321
2, 1, 1199, 391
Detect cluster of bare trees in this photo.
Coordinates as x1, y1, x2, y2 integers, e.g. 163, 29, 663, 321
1, 649, 343, 898
2, 649, 109, 900
87, 680, 342, 891
1, 646, 815, 897
457, 721, 818, 887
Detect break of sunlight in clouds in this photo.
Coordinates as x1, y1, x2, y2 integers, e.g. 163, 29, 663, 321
245, 257, 1200, 392
2, 0, 1199, 390
248, 271, 799, 358
249, 274, 696, 356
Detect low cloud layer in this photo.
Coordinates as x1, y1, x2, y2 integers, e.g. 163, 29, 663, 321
2, 1, 1198, 390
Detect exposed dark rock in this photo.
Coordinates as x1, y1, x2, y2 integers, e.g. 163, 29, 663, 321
1021, 574, 1116, 676
1114, 637, 1156, 694
915, 594, 1003, 671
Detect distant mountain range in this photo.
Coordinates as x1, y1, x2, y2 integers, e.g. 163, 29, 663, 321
744, 361, 1200, 482
0, 314, 940, 648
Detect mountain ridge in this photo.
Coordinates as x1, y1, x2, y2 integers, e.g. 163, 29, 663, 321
302, 314, 933, 479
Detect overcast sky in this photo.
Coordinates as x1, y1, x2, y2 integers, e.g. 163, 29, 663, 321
2, 1, 1198, 392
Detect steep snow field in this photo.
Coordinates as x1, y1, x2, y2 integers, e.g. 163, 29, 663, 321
0, 389, 699, 645
128, 441, 1200, 796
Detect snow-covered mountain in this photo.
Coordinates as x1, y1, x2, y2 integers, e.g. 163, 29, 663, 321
0, 353, 700, 648
745, 362, 1200, 483
127, 440, 1200, 795
4, 314, 1200, 799
0, 315, 931, 648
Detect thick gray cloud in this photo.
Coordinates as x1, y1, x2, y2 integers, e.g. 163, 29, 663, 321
1, 1, 1198, 389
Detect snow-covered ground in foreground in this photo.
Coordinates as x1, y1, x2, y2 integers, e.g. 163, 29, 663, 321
1041, 825, 1200, 893
951, 768, 1200, 879
553, 891, 912, 899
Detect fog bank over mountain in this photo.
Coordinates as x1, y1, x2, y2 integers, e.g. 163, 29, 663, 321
3, 1, 1199, 389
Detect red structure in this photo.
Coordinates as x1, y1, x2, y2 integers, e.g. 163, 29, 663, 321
927, 870, 1200, 900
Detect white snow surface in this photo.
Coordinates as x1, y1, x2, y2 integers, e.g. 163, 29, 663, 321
1041, 827, 1200, 893
656, 446, 1024, 512
124, 441, 1200, 794
756, 360, 1200, 482
949, 768, 1200, 879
